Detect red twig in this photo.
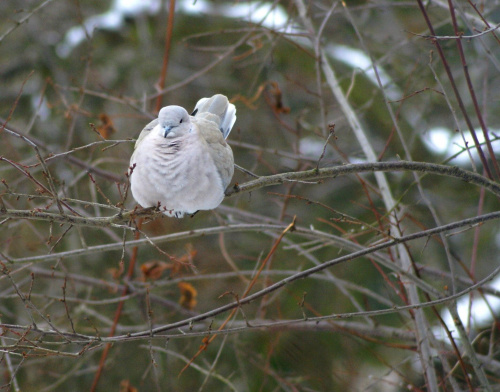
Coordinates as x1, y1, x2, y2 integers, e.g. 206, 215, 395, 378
155, 0, 177, 112
90, 219, 143, 391
179, 217, 297, 375
0, 71, 34, 133
446, 0, 500, 180
415, 0, 494, 180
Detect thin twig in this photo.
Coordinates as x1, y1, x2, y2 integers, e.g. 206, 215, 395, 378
2, 160, 498, 230
90, 219, 143, 391
104, 210, 500, 341
155, 0, 176, 111
409, 22, 500, 40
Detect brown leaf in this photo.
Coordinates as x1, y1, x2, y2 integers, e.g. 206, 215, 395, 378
108, 261, 125, 280
178, 281, 197, 310
119, 380, 137, 392
269, 81, 290, 114
140, 260, 174, 281
97, 113, 116, 139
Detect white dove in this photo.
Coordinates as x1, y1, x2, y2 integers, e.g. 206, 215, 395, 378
129, 94, 236, 218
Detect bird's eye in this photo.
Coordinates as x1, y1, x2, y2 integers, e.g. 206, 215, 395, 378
179, 119, 183, 123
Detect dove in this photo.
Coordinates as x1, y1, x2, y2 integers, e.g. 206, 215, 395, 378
129, 94, 236, 218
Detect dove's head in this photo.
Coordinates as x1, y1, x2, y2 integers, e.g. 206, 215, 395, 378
157, 105, 191, 138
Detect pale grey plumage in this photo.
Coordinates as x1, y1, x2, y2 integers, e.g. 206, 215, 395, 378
129, 94, 235, 218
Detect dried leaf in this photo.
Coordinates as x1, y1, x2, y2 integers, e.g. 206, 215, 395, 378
97, 113, 116, 139
108, 261, 125, 280
119, 380, 137, 392
140, 260, 173, 281
269, 81, 290, 114
178, 281, 197, 310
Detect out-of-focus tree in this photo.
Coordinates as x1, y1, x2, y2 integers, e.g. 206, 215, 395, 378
1, 1, 500, 390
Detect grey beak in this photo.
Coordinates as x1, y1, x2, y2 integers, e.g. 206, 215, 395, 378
163, 126, 173, 138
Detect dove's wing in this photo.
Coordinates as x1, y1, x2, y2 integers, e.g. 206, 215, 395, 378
192, 116, 234, 190
134, 118, 158, 149
191, 95, 235, 189
192, 94, 236, 139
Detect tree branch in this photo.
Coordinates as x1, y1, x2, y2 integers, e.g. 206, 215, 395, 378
226, 160, 500, 197
2, 161, 498, 230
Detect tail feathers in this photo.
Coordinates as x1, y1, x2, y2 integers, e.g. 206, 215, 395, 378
221, 103, 236, 139
192, 94, 236, 139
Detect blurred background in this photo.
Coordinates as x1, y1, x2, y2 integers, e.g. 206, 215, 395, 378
1, 0, 500, 390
